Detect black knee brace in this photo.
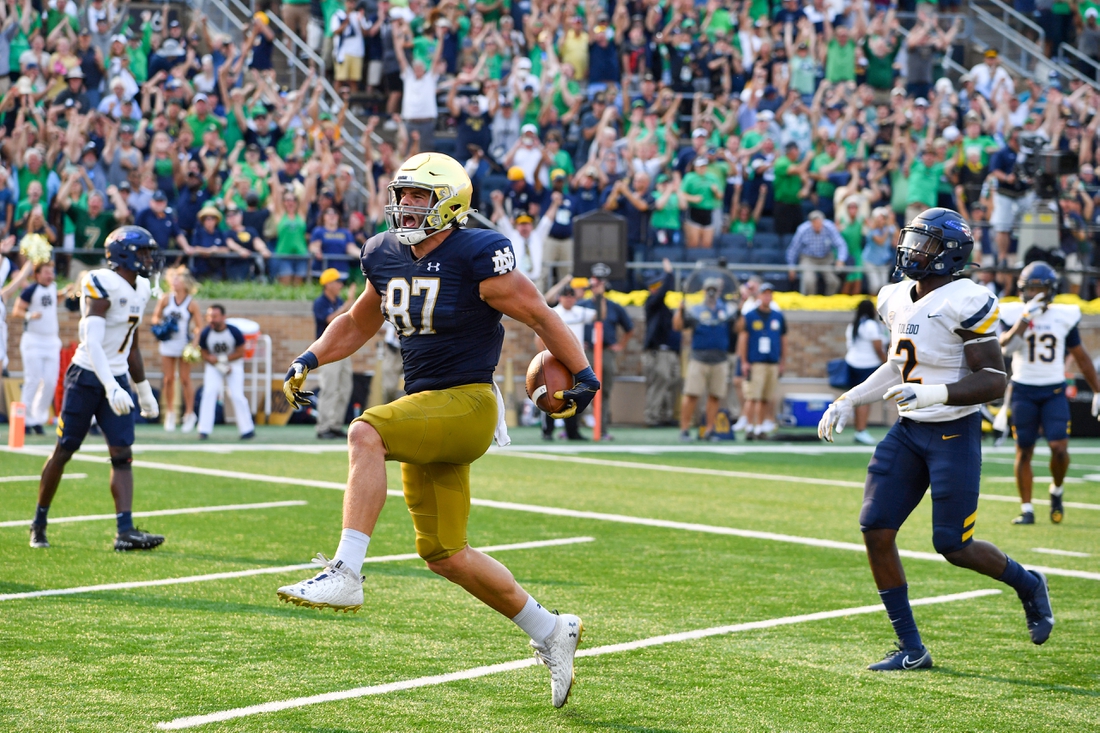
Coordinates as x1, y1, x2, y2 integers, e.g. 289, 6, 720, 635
110, 454, 133, 470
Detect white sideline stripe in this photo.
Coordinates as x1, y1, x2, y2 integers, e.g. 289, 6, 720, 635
988, 476, 1086, 484
1032, 547, 1091, 558
155, 588, 1001, 730
0, 537, 594, 603
17, 453, 1098, 582
0, 473, 86, 483
972, 493, 1100, 511
0, 501, 308, 528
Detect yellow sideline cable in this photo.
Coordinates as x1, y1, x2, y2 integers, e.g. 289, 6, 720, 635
599, 291, 1099, 313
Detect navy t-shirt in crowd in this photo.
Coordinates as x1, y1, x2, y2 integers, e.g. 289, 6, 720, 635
313, 293, 344, 338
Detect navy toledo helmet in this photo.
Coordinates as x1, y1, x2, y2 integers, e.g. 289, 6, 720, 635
105, 225, 162, 278
1017, 261, 1058, 300
894, 207, 974, 280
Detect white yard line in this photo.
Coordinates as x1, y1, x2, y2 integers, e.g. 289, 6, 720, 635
155, 588, 1001, 730
0, 473, 86, 483
13, 451, 1096, 582
0, 501, 308, 528
1031, 548, 1092, 558
0, 536, 594, 603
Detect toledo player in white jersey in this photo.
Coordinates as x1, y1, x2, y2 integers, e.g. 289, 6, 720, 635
819, 208, 1054, 670
12, 262, 61, 434
29, 226, 165, 551
999, 262, 1100, 525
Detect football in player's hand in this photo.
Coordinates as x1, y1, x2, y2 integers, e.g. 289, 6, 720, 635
526, 350, 574, 414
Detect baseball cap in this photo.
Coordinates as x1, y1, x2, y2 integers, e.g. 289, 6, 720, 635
319, 268, 344, 286
507, 166, 526, 181
943, 125, 961, 142
205, 122, 219, 133
520, 123, 539, 135
514, 213, 533, 224
516, 57, 532, 69
65, 67, 85, 79
550, 168, 567, 180
245, 191, 260, 206
914, 97, 929, 107
632, 99, 646, 109
1087, 7, 1098, 18
759, 282, 774, 292
246, 142, 261, 153
693, 155, 709, 167
692, 127, 708, 138
984, 48, 998, 58
151, 189, 168, 201
111, 33, 127, 44
757, 110, 775, 121
194, 92, 208, 103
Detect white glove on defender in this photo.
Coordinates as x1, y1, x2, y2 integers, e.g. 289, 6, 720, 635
135, 380, 159, 420
1092, 392, 1100, 419
1021, 293, 1047, 321
818, 397, 855, 442
883, 383, 950, 412
107, 382, 135, 416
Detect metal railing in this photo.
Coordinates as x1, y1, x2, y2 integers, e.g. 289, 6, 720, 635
969, 3, 1099, 91
977, 0, 1045, 49
1058, 42, 1100, 82
186, 0, 374, 199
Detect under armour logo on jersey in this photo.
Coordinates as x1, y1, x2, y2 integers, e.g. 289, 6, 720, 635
491, 248, 515, 275
425, 262, 441, 272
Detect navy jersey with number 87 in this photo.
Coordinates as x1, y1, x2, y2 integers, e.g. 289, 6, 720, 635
360, 229, 517, 394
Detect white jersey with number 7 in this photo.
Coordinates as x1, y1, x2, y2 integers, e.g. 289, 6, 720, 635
71, 269, 151, 377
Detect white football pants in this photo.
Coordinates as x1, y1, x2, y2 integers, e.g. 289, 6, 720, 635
19, 340, 60, 427
198, 361, 254, 436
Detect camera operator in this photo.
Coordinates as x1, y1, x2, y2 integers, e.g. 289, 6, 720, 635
989, 128, 1035, 269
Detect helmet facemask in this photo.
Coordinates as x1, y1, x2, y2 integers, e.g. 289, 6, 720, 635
385, 181, 452, 246
895, 228, 952, 280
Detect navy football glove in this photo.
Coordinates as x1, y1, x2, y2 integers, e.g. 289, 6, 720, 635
551, 366, 601, 419
283, 352, 319, 410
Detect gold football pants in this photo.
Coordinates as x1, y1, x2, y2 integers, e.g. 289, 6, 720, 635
354, 384, 497, 562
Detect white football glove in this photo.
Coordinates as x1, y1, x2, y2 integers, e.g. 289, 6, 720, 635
216, 354, 231, 376
134, 379, 159, 420
883, 383, 950, 412
1021, 293, 1047, 322
1092, 392, 1100, 419
818, 397, 855, 442
107, 382, 135, 416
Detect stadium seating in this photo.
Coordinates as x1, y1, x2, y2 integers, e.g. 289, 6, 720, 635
682, 247, 717, 262
754, 232, 781, 253
756, 216, 775, 234
647, 245, 684, 262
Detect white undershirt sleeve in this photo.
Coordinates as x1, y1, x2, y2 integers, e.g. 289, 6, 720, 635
80, 315, 121, 390
842, 360, 903, 407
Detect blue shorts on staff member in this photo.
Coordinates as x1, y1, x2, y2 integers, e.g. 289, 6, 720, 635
56, 364, 136, 451
1010, 382, 1071, 448
861, 413, 982, 556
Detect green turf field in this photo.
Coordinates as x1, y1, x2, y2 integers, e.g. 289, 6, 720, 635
1, 425, 1099, 732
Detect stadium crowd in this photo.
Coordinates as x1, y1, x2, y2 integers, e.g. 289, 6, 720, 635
7, 0, 1100, 440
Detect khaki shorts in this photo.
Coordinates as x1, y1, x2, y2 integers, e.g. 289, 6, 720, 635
354, 384, 497, 562
335, 55, 364, 82
683, 359, 730, 399
745, 362, 780, 401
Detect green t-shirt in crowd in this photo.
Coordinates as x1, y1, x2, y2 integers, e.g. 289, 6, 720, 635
773, 156, 803, 204
185, 113, 226, 143
810, 153, 837, 200
17, 165, 49, 202
863, 37, 898, 90
66, 203, 116, 251
552, 79, 582, 116
322, 0, 345, 37
682, 171, 721, 210
906, 160, 944, 208
651, 192, 680, 230
741, 130, 764, 150
957, 134, 998, 167
276, 214, 308, 255
706, 8, 734, 39
825, 38, 856, 83
730, 218, 756, 240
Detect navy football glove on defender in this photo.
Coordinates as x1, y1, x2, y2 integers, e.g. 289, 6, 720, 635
551, 367, 601, 419
284, 352, 319, 409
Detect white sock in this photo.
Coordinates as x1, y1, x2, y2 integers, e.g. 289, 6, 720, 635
511, 594, 558, 645
333, 528, 370, 575
1021, 502, 1034, 514
1050, 484, 1064, 497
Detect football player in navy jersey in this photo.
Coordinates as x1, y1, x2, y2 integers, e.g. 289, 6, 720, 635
277, 153, 600, 708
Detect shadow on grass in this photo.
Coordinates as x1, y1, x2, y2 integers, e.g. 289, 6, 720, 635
935, 667, 1100, 698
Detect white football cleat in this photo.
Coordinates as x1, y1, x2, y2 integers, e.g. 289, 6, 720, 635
180, 412, 197, 433
276, 553, 364, 612
732, 415, 748, 432
530, 613, 583, 708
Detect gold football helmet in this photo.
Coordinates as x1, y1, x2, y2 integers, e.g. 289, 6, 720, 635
385, 153, 473, 245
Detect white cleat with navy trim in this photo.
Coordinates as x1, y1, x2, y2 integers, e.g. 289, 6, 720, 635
530, 613, 583, 707
276, 553, 364, 612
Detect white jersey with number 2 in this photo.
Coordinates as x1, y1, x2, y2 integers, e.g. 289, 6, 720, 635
998, 302, 1081, 387
876, 278, 1001, 423
71, 268, 151, 377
